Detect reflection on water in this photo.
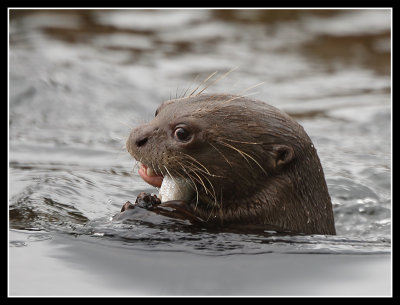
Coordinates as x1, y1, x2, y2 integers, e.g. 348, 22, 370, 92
9, 9, 391, 256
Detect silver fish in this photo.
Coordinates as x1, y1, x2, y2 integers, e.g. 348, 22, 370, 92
158, 175, 193, 203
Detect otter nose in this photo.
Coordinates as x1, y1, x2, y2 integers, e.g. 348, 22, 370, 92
127, 125, 154, 155
135, 136, 148, 147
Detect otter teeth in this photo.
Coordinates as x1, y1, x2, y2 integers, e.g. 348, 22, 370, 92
138, 162, 158, 177
146, 166, 157, 177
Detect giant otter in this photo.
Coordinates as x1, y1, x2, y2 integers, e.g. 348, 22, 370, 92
123, 94, 336, 235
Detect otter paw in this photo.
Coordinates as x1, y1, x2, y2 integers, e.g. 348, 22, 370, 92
135, 192, 161, 209
120, 192, 161, 212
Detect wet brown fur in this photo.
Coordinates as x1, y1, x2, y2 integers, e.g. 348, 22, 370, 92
126, 94, 336, 235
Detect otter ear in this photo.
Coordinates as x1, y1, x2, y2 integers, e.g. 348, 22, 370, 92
271, 145, 294, 167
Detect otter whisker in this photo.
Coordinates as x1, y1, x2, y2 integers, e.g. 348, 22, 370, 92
179, 160, 211, 178
219, 91, 260, 105
156, 164, 163, 177
206, 202, 218, 222
175, 161, 200, 209
163, 164, 209, 205
222, 138, 263, 145
173, 157, 219, 207
129, 159, 141, 176
178, 152, 212, 175
181, 74, 200, 99
180, 159, 223, 178
169, 165, 198, 203
178, 158, 218, 207
131, 157, 144, 177
189, 170, 209, 196
116, 120, 135, 130
197, 170, 218, 207
188, 168, 217, 202
238, 82, 265, 96
115, 136, 131, 160
153, 161, 165, 177
219, 186, 223, 214
217, 140, 252, 167
195, 66, 238, 96
217, 140, 268, 176
172, 153, 220, 207
208, 141, 232, 167
163, 165, 176, 182
188, 71, 218, 97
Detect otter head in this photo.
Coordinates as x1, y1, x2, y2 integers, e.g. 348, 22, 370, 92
126, 94, 335, 235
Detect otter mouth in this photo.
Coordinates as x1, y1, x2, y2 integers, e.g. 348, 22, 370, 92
138, 162, 193, 203
138, 163, 163, 188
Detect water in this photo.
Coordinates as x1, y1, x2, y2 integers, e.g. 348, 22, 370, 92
8, 9, 391, 296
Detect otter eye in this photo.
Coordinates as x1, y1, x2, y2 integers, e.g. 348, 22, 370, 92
155, 109, 159, 117
174, 127, 191, 142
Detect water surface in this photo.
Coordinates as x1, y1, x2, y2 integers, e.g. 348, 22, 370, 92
9, 9, 391, 296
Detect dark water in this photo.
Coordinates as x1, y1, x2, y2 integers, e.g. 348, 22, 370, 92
9, 9, 391, 296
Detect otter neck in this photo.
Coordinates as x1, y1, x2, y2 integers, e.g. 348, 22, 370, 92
190, 146, 335, 235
